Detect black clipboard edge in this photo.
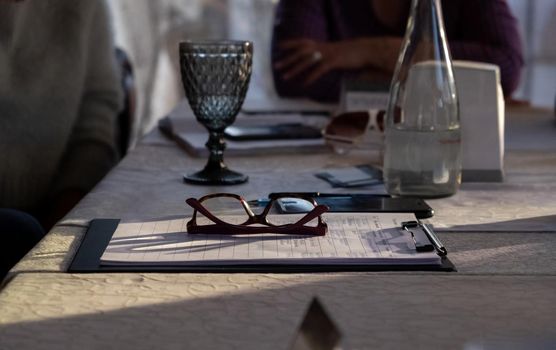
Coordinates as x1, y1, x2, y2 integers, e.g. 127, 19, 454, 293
68, 219, 120, 272
68, 219, 456, 273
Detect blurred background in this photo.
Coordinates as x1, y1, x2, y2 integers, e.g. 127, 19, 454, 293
107, 0, 556, 145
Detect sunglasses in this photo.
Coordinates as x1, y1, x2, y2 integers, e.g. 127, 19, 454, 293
323, 110, 386, 153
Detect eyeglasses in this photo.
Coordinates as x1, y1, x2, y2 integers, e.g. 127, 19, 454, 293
323, 110, 385, 153
185, 193, 329, 236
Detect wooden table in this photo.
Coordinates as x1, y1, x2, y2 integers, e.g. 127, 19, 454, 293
1, 104, 555, 349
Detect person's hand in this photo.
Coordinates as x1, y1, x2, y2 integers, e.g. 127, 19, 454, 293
274, 38, 401, 86
274, 39, 371, 85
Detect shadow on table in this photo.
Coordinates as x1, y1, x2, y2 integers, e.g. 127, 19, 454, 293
105, 231, 313, 255
0, 274, 555, 349
438, 214, 556, 233
434, 215, 556, 273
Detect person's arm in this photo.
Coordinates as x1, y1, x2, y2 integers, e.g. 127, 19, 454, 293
448, 0, 523, 96
271, 0, 402, 102
44, 0, 122, 226
275, 37, 401, 83
271, 0, 342, 102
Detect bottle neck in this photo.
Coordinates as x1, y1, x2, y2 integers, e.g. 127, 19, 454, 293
387, 0, 459, 131
410, 0, 443, 26
406, 0, 450, 62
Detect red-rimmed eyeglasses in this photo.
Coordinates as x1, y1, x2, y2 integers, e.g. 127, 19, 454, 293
186, 193, 329, 236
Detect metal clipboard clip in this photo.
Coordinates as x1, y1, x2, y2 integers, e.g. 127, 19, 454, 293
402, 221, 447, 257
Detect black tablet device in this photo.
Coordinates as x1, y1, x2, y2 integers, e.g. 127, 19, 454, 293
224, 123, 322, 141
273, 193, 434, 219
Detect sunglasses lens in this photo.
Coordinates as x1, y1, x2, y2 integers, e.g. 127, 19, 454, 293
324, 112, 370, 140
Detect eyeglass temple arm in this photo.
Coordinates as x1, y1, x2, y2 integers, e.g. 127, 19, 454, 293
262, 195, 328, 225
186, 198, 231, 226
293, 205, 329, 226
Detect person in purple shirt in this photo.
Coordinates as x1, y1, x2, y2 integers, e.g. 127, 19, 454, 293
272, 0, 524, 102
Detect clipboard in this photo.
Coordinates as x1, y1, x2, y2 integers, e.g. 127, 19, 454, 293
68, 219, 456, 273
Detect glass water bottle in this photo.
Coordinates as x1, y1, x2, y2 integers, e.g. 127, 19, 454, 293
383, 0, 461, 198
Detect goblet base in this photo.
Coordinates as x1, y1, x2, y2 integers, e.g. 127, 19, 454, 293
183, 168, 248, 185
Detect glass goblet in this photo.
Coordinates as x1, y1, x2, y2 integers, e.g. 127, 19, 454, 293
179, 40, 253, 185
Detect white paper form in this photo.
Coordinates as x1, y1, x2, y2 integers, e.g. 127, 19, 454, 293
100, 213, 441, 266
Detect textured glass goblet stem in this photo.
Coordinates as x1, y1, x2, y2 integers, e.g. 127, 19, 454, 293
205, 131, 227, 171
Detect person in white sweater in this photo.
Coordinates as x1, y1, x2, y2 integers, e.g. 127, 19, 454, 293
0, 0, 122, 276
